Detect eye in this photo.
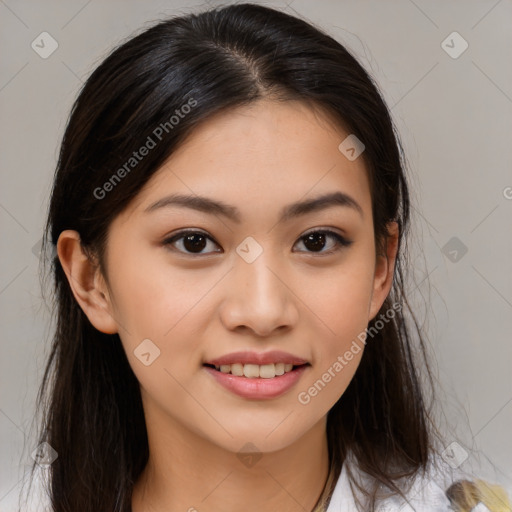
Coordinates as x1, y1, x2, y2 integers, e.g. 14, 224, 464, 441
293, 229, 352, 254
163, 228, 352, 256
163, 230, 222, 255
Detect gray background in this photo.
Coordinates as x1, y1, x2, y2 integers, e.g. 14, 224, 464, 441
1, 0, 511, 509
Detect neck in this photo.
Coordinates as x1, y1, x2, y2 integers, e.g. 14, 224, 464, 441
132, 407, 330, 512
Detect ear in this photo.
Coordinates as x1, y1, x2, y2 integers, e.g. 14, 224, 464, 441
56, 230, 118, 334
368, 221, 399, 320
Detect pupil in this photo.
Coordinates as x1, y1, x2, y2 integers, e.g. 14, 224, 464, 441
304, 233, 325, 252
184, 234, 206, 253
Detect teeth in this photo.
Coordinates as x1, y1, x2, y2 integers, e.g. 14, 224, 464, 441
231, 363, 244, 376
259, 364, 275, 379
212, 362, 298, 378
243, 364, 260, 378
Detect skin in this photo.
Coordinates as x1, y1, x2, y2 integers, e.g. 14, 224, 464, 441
57, 98, 398, 512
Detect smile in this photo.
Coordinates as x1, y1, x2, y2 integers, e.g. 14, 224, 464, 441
203, 362, 310, 399
205, 362, 299, 378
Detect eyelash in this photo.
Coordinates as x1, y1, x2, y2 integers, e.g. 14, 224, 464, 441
162, 228, 352, 256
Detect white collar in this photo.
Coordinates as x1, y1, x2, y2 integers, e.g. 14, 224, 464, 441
326, 457, 454, 511
325, 461, 357, 511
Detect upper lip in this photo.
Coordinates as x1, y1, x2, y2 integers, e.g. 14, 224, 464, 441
204, 350, 309, 366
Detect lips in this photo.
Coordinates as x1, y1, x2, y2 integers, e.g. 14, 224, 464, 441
203, 364, 309, 399
204, 350, 308, 367
202, 350, 310, 399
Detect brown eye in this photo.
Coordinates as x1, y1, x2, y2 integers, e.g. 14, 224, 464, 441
294, 230, 352, 254
164, 230, 222, 255
163, 228, 351, 256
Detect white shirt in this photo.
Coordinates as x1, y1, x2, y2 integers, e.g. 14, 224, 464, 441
326, 455, 458, 511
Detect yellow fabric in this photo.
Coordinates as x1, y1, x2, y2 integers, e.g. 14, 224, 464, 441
448, 479, 512, 512
474, 479, 512, 512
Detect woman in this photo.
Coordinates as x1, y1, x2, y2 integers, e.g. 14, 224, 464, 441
25, 3, 510, 511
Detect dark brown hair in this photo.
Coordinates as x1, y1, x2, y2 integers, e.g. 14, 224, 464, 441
27, 3, 440, 511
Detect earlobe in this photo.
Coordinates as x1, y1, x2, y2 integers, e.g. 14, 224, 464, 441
56, 230, 118, 334
369, 221, 400, 320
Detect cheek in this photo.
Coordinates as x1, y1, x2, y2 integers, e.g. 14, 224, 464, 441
317, 275, 372, 332
308, 255, 376, 340
108, 255, 211, 412
107, 244, 211, 338
298, 248, 376, 396
107, 251, 234, 413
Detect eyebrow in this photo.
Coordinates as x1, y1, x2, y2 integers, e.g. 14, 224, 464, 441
144, 191, 363, 222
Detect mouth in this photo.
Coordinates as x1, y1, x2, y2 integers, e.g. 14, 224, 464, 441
202, 350, 310, 399
202, 353, 311, 399
203, 362, 309, 379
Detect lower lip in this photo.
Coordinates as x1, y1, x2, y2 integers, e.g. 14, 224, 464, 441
203, 365, 309, 400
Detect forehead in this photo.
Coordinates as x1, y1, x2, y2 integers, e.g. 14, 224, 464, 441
126, 99, 371, 220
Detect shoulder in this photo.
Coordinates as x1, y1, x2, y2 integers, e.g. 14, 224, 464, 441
378, 461, 454, 511
326, 454, 462, 512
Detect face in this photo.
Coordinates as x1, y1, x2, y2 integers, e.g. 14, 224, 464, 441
65, 99, 396, 455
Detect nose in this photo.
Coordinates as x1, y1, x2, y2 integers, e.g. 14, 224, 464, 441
219, 254, 299, 337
